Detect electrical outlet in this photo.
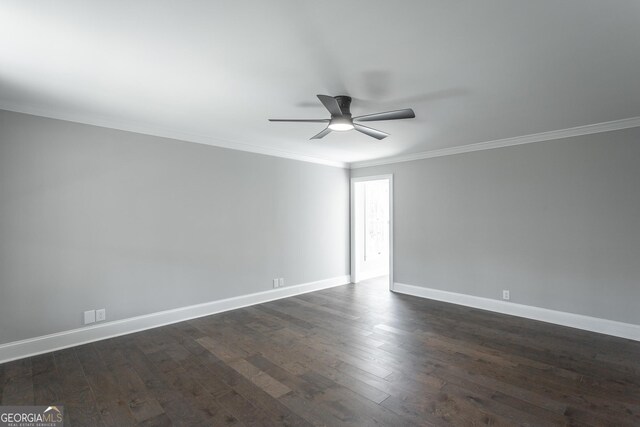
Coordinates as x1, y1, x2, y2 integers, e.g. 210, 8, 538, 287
502, 290, 510, 301
96, 308, 106, 322
279, 278, 284, 287
273, 278, 279, 288
84, 310, 96, 325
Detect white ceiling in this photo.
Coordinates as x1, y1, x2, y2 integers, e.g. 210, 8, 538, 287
1, 1, 639, 167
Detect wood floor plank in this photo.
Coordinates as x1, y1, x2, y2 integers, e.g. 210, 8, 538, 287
1, 358, 33, 405
54, 348, 105, 426
33, 370, 64, 407
75, 344, 140, 426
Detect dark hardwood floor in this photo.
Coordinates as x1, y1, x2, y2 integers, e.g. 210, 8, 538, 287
1, 277, 639, 426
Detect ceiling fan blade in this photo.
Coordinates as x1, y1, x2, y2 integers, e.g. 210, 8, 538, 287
310, 127, 332, 140
317, 95, 343, 116
353, 108, 415, 122
353, 124, 389, 140
268, 118, 329, 123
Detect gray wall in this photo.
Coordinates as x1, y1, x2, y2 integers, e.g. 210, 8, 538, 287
0, 110, 350, 344
352, 128, 640, 325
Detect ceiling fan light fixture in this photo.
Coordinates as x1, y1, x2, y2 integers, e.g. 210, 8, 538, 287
328, 117, 354, 131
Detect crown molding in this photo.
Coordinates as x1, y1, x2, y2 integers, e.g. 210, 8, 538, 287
349, 116, 640, 169
4, 100, 639, 171
0, 101, 348, 169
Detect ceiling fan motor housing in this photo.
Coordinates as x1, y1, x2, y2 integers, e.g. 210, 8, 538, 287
334, 96, 352, 117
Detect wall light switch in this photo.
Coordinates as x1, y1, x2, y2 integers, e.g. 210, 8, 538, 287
278, 278, 284, 287
96, 308, 106, 322
84, 310, 96, 325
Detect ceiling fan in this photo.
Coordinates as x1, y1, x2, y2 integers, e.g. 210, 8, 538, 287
269, 95, 415, 140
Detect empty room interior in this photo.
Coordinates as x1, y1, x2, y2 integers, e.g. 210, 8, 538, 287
1, 1, 640, 426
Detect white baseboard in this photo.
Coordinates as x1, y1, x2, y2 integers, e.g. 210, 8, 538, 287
0, 275, 350, 364
393, 282, 640, 342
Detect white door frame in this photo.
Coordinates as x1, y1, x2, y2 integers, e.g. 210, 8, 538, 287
350, 174, 394, 291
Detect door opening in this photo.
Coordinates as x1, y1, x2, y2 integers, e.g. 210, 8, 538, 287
351, 175, 393, 290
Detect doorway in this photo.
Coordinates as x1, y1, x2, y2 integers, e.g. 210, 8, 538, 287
350, 175, 393, 290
